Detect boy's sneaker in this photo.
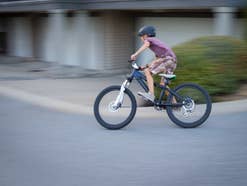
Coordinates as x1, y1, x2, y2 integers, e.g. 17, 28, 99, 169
138, 92, 155, 102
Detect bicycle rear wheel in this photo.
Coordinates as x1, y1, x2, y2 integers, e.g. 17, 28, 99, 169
166, 83, 212, 128
94, 86, 137, 130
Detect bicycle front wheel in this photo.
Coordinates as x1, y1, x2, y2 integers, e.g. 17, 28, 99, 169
94, 86, 137, 130
166, 83, 212, 128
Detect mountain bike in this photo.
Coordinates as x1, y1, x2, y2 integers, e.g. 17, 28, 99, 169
94, 61, 212, 130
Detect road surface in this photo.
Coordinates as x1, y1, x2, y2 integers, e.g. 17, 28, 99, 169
1, 96, 247, 186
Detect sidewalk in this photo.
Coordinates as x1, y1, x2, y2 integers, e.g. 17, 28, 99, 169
0, 56, 147, 115
0, 56, 247, 117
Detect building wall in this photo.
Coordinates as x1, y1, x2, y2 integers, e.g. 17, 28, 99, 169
0, 17, 7, 53
7, 17, 33, 57
31, 11, 133, 70
102, 12, 134, 70
4, 10, 245, 70
88, 16, 104, 69
32, 12, 104, 69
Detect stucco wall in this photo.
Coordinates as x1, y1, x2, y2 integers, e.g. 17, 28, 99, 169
33, 12, 104, 69
5, 13, 245, 70
7, 17, 33, 57
102, 12, 134, 70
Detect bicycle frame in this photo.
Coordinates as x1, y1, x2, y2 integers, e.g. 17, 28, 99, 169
94, 61, 212, 129
126, 67, 184, 108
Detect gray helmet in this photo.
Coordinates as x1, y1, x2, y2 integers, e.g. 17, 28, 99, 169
138, 26, 156, 37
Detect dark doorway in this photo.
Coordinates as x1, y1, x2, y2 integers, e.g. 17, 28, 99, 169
0, 32, 7, 54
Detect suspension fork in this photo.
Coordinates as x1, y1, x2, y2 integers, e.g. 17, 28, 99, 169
112, 79, 130, 108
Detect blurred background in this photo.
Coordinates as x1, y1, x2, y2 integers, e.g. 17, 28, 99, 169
1, 3, 247, 186
0, 0, 247, 99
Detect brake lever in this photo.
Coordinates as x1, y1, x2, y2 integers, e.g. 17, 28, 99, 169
128, 60, 147, 71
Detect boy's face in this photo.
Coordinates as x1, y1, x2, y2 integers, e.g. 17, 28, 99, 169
140, 34, 148, 42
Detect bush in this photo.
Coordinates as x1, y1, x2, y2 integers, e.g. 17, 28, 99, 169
244, 8, 247, 41
154, 36, 247, 101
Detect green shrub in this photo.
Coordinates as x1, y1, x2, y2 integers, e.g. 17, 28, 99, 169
154, 36, 247, 101
244, 8, 247, 41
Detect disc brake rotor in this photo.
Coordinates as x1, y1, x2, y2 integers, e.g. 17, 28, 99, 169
182, 98, 195, 117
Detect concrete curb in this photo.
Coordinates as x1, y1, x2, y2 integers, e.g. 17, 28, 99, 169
1, 85, 247, 118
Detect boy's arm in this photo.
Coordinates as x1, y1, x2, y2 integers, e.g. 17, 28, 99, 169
131, 40, 150, 60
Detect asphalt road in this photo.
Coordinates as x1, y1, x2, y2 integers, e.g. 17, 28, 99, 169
1, 96, 247, 186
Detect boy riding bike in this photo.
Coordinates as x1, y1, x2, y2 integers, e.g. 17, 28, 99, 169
131, 26, 177, 102
94, 26, 211, 129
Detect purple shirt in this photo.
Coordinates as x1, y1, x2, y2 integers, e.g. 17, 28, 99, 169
146, 37, 176, 59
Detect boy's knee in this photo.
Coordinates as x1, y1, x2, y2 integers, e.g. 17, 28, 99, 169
144, 68, 149, 74
144, 68, 151, 75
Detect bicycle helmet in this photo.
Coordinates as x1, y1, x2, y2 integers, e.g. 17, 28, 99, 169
138, 26, 156, 37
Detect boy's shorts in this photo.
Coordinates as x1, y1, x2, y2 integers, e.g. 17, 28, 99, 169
149, 56, 177, 75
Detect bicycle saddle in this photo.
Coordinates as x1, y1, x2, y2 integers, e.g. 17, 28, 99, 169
158, 74, 176, 80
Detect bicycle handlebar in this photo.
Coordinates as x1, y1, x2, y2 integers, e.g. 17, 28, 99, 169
127, 60, 140, 70
128, 60, 149, 71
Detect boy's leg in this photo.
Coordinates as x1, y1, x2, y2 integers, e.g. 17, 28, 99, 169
138, 58, 168, 102
137, 67, 155, 102
162, 58, 177, 105
146, 58, 163, 93
144, 68, 154, 95
160, 77, 165, 86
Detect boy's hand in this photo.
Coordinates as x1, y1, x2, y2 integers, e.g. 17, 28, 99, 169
130, 40, 149, 61
131, 54, 137, 61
